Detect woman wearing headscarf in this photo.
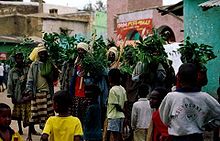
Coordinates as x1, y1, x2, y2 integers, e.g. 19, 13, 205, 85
60, 42, 92, 123
107, 46, 120, 69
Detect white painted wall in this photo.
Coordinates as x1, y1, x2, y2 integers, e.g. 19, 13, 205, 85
43, 4, 78, 14
42, 19, 88, 36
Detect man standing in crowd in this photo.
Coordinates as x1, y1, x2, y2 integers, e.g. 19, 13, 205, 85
25, 45, 55, 140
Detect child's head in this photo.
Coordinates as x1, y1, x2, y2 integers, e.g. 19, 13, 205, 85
53, 90, 72, 114
108, 68, 121, 86
137, 84, 149, 98
177, 63, 197, 87
0, 103, 11, 129
149, 87, 168, 109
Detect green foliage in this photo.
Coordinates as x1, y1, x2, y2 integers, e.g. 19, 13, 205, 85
178, 36, 217, 70
7, 37, 35, 66
136, 29, 167, 65
82, 36, 108, 77
43, 33, 86, 68
120, 45, 138, 75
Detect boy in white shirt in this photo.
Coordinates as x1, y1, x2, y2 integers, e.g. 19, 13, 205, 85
131, 84, 152, 141
159, 63, 220, 141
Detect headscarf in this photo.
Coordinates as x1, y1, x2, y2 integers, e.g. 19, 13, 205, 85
77, 42, 89, 52
107, 46, 119, 61
29, 44, 47, 61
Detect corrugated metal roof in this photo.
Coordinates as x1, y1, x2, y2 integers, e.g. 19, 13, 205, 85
199, 0, 220, 8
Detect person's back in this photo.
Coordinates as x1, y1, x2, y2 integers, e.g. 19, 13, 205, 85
41, 90, 83, 141
106, 68, 127, 141
159, 63, 220, 141
160, 91, 220, 136
131, 84, 152, 141
43, 116, 82, 141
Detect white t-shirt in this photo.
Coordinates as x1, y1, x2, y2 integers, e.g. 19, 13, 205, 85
159, 91, 220, 136
131, 98, 152, 129
0, 65, 4, 76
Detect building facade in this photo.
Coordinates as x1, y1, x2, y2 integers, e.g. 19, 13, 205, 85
91, 11, 107, 39
0, 1, 98, 58
184, 0, 220, 96
115, 6, 183, 46
107, 0, 162, 40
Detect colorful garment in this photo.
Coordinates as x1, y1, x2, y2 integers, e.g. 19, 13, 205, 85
60, 58, 107, 124
75, 64, 85, 97
26, 61, 54, 126
43, 116, 83, 141
30, 91, 54, 126
151, 110, 171, 141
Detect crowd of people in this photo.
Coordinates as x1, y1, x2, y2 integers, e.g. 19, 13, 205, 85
0, 41, 220, 141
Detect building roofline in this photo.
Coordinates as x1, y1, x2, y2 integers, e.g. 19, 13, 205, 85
0, 1, 39, 6
0, 13, 90, 23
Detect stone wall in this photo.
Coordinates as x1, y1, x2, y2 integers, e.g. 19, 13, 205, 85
0, 15, 42, 37
0, 16, 16, 36
0, 5, 38, 15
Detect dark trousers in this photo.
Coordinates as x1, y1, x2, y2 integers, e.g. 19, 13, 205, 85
172, 133, 203, 141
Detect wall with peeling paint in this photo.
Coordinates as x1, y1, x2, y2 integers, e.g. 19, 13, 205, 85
184, 0, 220, 96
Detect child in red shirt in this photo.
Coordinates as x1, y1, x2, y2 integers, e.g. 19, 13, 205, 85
148, 87, 172, 141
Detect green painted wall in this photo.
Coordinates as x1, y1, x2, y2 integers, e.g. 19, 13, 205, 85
92, 11, 107, 39
0, 43, 17, 52
184, 0, 220, 96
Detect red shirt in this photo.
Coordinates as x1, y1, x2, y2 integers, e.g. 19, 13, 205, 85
75, 65, 85, 97
152, 110, 172, 141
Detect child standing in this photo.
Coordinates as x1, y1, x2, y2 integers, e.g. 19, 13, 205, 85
159, 63, 220, 141
106, 68, 127, 141
41, 90, 83, 141
84, 85, 102, 141
131, 84, 152, 141
148, 87, 171, 141
0, 103, 23, 141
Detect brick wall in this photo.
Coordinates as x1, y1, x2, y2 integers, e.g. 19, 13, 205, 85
127, 0, 162, 11
107, 0, 128, 40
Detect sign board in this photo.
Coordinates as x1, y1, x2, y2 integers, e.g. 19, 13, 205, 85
116, 18, 153, 41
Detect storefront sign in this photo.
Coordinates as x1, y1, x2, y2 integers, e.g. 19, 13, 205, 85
116, 18, 153, 41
